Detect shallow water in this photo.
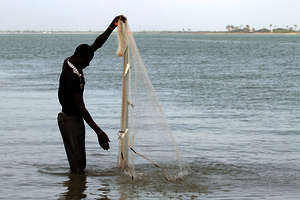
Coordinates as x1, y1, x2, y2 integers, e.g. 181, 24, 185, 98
0, 33, 300, 199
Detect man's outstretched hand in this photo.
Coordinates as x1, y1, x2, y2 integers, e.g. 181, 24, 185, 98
96, 130, 110, 150
110, 15, 127, 29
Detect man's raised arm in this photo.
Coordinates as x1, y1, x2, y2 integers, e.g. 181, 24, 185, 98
90, 15, 126, 52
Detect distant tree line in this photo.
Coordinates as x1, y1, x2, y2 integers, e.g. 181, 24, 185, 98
226, 24, 299, 33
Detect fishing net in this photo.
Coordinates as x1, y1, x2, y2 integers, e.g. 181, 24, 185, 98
116, 20, 187, 181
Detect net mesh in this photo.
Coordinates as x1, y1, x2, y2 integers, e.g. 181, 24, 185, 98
116, 20, 187, 181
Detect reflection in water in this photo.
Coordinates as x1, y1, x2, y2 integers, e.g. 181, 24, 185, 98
97, 183, 111, 200
59, 174, 87, 200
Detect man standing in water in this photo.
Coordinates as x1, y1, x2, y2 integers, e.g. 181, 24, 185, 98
57, 15, 126, 174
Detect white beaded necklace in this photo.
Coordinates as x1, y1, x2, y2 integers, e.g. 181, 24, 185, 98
67, 59, 83, 79
67, 59, 85, 89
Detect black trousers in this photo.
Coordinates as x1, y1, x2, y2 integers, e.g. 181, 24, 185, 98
57, 112, 86, 174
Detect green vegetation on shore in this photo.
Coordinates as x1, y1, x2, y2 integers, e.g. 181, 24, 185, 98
1, 24, 300, 34
226, 24, 300, 33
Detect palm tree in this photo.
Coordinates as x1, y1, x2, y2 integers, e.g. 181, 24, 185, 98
269, 24, 273, 32
226, 25, 231, 32
245, 25, 250, 32
294, 24, 298, 32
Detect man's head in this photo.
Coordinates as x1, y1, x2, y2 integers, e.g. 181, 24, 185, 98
73, 44, 94, 69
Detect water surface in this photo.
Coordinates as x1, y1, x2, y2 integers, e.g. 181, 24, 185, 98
0, 33, 300, 199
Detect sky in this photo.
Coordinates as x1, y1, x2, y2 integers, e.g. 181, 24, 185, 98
0, 0, 299, 31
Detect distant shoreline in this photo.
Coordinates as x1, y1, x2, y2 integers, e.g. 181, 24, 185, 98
0, 31, 300, 35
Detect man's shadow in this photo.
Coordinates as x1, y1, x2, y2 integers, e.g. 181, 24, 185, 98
59, 173, 87, 200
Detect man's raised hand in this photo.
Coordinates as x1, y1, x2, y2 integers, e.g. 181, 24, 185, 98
110, 15, 127, 29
